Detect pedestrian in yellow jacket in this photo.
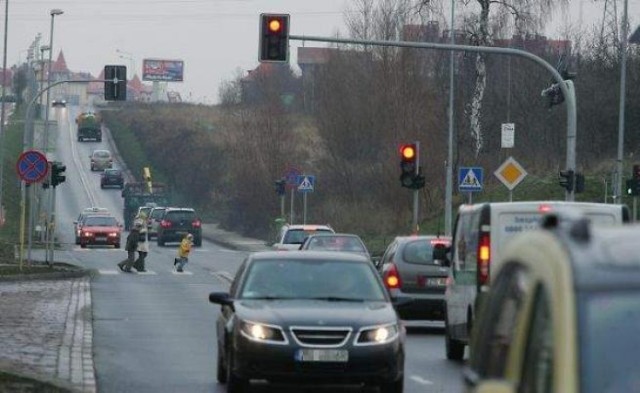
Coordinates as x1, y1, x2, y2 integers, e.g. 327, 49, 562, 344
175, 233, 193, 272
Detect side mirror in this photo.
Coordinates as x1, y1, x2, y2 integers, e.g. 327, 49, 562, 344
209, 292, 234, 307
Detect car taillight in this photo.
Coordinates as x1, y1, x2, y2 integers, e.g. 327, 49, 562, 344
477, 233, 491, 286
192, 219, 201, 228
383, 263, 402, 289
160, 220, 171, 228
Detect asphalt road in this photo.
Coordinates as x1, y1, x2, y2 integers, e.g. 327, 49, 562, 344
43, 105, 466, 393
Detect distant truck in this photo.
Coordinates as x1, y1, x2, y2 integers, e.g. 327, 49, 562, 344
76, 112, 102, 142
121, 182, 170, 230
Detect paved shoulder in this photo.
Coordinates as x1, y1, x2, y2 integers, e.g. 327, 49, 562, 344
0, 277, 96, 393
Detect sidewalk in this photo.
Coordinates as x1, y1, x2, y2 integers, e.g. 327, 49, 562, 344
0, 225, 268, 392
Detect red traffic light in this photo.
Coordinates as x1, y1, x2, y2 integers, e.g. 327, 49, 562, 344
400, 144, 416, 161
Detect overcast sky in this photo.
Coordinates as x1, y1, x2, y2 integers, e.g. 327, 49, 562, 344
6, 0, 638, 104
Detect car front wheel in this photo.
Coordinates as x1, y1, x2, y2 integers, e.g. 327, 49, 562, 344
226, 350, 248, 393
216, 347, 227, 384
445, 319, 465, 361
379, 377, 403, 393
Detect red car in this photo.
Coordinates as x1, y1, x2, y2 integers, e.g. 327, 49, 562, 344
79, 215, 122, 248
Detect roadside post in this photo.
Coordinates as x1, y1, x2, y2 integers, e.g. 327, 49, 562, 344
16, 150, 49, 267
284, 166, 301, 224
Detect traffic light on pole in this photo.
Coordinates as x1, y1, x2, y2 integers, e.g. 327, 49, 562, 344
558, 169, 574, 192
51, 161, 66, 187
104, 65, 127, 101
399, 143, 417, 188
259, 14, 290, 62
274, 179, 286, 196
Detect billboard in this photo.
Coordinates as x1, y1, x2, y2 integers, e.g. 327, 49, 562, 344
142, 59, 184, 82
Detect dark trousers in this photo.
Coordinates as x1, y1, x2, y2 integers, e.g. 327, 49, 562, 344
118, 251, 136, 271
133, 251, 148, 271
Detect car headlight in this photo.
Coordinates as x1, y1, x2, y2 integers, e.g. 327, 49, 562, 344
355, 323, 399, 345
83, 232, 93, 237
108, 232, 118, 237
240, 321, 287, 344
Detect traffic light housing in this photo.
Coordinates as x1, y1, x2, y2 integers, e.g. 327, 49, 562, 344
259, 14, 290, 62
51, 161, 66, 187
104, 65, 127, 101
274, 179, 286, 196
558, 170, 574, 192
626, 179, 638, 196
398, 143, 425, 189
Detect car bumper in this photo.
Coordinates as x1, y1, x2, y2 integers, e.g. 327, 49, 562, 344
232, 337, 403, 384
391, 290, 446, 320
80, 236, 120, 246
158, 229, 201, 242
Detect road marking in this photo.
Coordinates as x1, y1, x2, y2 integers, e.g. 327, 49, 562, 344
410, 376, 433, 385
172, 270, 193, 275
98, 269, 119, 275
135, 270, 157, 275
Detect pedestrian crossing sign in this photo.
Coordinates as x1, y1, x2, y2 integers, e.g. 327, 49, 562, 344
458, 167, 483, 192
297, 175, 315, 193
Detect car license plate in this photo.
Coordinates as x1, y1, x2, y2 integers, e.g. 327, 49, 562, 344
95, 237, 107, 242
295, 349, 348, 362
426, 277, 447, 286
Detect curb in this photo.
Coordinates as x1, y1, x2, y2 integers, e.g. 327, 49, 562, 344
0, 265, 91, 282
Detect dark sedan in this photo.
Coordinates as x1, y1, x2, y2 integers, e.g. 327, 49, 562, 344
100, 168, 124, 189
209, 251, 405, 393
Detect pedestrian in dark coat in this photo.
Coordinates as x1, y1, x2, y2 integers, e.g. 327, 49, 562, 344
117, 223, 141, 273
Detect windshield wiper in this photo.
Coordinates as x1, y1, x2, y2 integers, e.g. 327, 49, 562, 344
244, 296, 293, 300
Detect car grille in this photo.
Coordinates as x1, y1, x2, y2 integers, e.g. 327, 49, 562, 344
290, 327, 352, 347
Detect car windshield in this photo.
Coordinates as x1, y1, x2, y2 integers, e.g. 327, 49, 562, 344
83, 216, 118, 227
240, 259, 386, 301
305, 235, 366, 253
94, 151, 110, 158
579, 290, 640, 393
402, 239, 449, 265
283, 229, 333, 244
104, 169, 120, 175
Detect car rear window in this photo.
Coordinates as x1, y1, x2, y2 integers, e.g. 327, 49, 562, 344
284, 229, 333, 244
402, 239, 449, 265
165, 211, 196, 222
150, 208, 166, 219
94, 151, 110, 158
306, 236, 366, 253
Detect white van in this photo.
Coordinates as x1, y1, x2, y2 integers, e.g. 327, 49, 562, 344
443, 201, 629, 360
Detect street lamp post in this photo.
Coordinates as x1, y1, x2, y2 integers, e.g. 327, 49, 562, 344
0, 0, 9, 215
43, 8, 62, 265
39, 45, 50, 114
43, 8, 63, 152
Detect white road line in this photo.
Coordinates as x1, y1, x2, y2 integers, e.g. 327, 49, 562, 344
410, 376, 433, 385
98, 269, 119, 275
135, 270, 157, 275
171, 270, 193, 275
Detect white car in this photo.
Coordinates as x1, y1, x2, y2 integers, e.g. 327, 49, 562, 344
272, 224, 335, 251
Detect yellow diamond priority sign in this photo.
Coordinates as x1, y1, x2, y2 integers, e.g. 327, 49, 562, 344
494, 157, 527, 191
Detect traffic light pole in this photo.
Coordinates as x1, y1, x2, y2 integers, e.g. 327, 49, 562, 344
288, 34, 579, 219
412, 141, 420, 235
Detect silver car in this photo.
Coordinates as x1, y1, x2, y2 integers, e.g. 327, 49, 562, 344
90, 150, 113, 171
